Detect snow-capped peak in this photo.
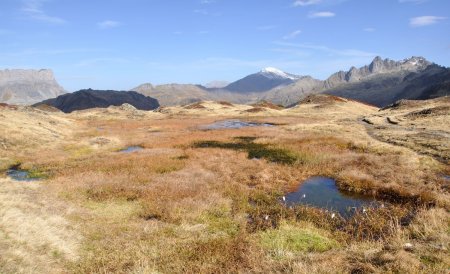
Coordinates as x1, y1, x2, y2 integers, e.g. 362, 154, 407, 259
401, 56, 431, 67
260, 67, 299, 80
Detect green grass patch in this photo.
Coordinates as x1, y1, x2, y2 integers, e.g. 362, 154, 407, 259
193, 140, 300, 165
259, 222, 339, 256
64, 145, 94, 158
198, 207, 240, 236
27, 168, 49, 179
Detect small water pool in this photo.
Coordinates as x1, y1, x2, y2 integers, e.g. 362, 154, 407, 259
285, 176, 380, 217
6, 169, 40, 182
119, 146, 144, 153
201, 120, 274, 130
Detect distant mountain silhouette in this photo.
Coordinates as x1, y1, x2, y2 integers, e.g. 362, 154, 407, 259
0, 69, 66, 105
35, 89, 159, 113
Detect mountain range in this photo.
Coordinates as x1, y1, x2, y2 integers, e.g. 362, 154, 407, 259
131, 56, 450, 107
2, 56, 449, 108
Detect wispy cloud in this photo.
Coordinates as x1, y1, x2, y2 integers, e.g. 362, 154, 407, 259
200, 0, 215, 4
293, 0, 322, 6
194, 8, 221, 16
194, 9, 209, 15
273, 41, 377, 57
21, 0, 66, 24
283, 30, 302, 40
410, 16, 446, 27
1, 48, 112, 58
308, 11, 335, 18
363, 27, 376, 32
97, 20, 121, 29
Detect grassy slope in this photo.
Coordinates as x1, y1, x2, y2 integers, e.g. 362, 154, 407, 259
0, 97, 448, 273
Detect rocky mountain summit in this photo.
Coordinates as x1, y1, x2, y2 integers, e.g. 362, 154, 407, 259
222, 67, 303, 93
324, 56, 432, 88
322, 57, 449, 107
35, 89, 160, 113
0, 69, 66, 105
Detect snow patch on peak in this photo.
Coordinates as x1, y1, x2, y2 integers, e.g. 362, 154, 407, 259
260, 67, 299, 80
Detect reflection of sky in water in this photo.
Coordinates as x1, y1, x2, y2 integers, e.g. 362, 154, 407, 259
201, 120, 274, 130
285, 177, 379, 217
119, 146, 144, 153
6, 169, 40, 182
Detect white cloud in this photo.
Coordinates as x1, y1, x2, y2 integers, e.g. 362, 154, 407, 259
283, 30, 302, 40
21, 0, 66, 24
308, 11, 335, 18
410, 16, 446, 27
293, 0, 322, 6
97, 20, 121, 29
363, 27, 376, 32
200, 0, 215, 3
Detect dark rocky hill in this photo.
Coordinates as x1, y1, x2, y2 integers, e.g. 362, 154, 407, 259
35, 89, 159, 113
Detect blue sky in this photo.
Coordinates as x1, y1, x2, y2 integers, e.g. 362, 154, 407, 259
0, 0, 449, 91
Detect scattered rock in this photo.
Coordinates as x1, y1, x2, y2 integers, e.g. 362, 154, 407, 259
387, 117, 400, 125
118, 103, 137, 111
403, 243, 414, 252
362, 118, 374, 125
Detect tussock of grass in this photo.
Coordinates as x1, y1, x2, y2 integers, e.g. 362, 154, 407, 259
64, 145, 93, 158
259, 222, 339, 255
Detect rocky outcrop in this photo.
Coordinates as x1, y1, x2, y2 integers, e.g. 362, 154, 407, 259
35, 89, 159, 113
0, 69, 66, 105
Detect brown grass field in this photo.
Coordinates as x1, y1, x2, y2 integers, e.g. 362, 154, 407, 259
0, 96, 449, 273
